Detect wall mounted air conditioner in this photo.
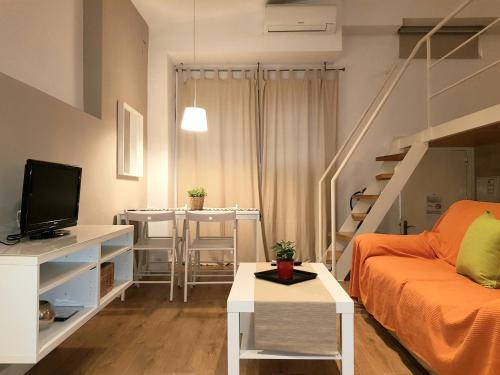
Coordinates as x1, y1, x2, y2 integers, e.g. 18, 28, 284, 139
264, 5, 337, 33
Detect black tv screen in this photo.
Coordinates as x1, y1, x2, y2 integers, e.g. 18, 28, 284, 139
20, 160, 82, 238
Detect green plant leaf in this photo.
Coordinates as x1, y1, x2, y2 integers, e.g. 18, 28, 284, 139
272, 240, 296, 260
187, 187, 207, 197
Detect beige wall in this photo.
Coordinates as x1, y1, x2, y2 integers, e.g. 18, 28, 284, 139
476, 142, 500, 177
0, 0, 148, 234
83, 0, 103, 118
0, 0, 84, 110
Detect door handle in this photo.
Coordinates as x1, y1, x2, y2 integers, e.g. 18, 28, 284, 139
400, 220, 415, 235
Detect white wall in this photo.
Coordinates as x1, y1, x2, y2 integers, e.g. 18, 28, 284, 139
334, 32, 500, 225
0, 0, 84, 110
147, 44, 175, 216
475, 142, 500, 177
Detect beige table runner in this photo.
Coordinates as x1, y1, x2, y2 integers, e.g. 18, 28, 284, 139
254, 263, 337, 355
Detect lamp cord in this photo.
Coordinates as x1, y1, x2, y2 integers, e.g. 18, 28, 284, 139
193, 0, 197, 107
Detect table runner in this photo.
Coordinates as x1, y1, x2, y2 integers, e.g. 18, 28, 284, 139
254, 263, 337, 355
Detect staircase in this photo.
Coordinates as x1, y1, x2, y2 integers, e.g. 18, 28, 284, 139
333, 142, 428, 280
317, 0, 500, 280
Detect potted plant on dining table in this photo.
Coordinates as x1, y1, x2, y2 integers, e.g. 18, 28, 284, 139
272, 240, 296, 280
187, 187, 207, 210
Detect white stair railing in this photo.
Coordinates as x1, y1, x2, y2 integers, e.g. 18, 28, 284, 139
316, 64, 398, 261
428, 17, 500, 103
318, 0, 479, 275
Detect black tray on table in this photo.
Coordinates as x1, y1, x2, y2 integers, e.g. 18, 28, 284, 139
254, 269, 317, 285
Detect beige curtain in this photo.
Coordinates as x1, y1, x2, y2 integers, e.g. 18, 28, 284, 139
260, 70, 338, 261
176, 70, 260, 261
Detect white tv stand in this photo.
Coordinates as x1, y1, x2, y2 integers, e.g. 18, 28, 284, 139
0, 225, 133, 364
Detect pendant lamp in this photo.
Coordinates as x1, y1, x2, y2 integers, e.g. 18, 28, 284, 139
181, 0, 207, 132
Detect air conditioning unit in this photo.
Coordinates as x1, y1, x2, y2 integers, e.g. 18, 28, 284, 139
264, 4, 337, 33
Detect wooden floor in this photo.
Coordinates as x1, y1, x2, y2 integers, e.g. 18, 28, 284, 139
29, 282, 428, 375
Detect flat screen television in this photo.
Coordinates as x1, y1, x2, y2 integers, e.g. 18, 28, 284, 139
20, 159, 82, 239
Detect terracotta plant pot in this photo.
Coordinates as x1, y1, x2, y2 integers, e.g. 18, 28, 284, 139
188, 196, 205, 210
277, 259, 294, 280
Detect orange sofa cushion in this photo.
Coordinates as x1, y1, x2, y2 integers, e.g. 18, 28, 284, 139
430, 200, 500, 266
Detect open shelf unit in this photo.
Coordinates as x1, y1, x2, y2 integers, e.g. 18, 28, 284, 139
39, 262, 96, 294
38, 307, 95, 359
99, 233, 133, 304
0, 225, 134, 364
100, 279, 130, 305
101, 245, 131, 263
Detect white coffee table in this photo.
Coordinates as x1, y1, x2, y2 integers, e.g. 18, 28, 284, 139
227, 263, 354, 374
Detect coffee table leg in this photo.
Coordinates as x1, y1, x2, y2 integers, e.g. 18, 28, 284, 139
227, 312, 240, 375
341, 313, 354, 375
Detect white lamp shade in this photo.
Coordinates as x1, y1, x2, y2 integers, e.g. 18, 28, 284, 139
181, 106, 208, 132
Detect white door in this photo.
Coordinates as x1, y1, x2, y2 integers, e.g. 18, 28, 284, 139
400, 148, 474, 234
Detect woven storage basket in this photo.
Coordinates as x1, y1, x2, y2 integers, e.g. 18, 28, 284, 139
100, 262, 115, 297
188, 196, 205, 210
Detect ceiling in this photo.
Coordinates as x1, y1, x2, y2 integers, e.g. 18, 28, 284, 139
133, 0, 336, 32
131, 0, 500, 64
131, 0, 342, 64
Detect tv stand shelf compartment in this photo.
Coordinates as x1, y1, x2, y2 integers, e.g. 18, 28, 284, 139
39, 262, 96, 294
101, 245, 131, 263
0, 225, 133, 364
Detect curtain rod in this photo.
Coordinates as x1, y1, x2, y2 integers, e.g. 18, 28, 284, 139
176, 62, 345, 72
176, 67, 345, 72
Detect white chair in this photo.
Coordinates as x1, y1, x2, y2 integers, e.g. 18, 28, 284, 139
184, 210, 238, 302
125, 210, 180, 301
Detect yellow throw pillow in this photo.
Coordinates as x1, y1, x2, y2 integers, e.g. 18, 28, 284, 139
456, 211, 500, 288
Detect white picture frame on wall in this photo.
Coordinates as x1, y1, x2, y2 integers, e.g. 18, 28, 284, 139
117, 101, 144, 177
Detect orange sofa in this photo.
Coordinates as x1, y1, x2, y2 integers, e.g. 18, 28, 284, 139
349, 200, 500, 375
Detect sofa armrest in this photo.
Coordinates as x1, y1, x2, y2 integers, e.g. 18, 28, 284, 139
349, 232, 435, 298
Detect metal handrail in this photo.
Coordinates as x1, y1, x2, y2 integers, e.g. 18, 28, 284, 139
428, 17, 500, 100
316, 63, 397, 260
431, 58, 500, 98
319, 0, 475, 272
430, 18, 500, 68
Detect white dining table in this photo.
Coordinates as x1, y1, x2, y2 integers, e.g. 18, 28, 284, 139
117, 208, 263, 261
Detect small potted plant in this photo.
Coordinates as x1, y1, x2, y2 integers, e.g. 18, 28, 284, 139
272, 240, 296, 280
187, 187, 207, 210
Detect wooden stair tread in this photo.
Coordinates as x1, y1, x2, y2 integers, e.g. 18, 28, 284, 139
376, 173, 394, 181
336, 232, 354, 241
376, 152, 406, 162
352, 194, 379, 201
352, 213, 367, 221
